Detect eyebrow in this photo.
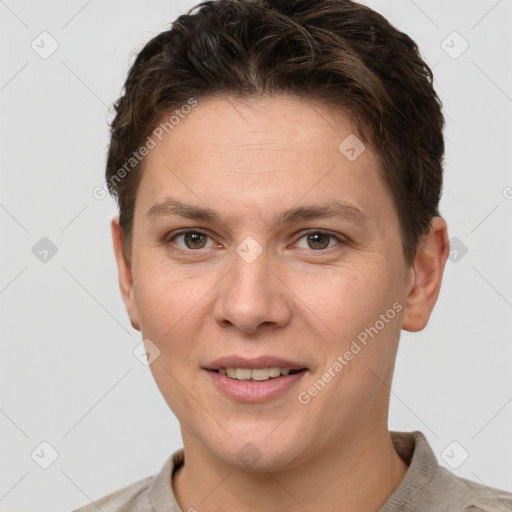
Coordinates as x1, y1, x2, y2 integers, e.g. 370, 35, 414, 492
146, 197, 370, 228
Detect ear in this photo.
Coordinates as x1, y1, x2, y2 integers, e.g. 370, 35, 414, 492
111, 216, 141, 332
402, 216, 449, 332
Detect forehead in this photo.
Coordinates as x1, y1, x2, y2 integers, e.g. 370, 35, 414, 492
148, 94, 373, 170
134, 94, 397, 231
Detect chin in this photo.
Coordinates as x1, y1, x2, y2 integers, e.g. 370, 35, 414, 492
210, 431, 308, 473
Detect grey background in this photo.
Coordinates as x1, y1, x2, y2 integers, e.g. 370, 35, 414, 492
0, 0, 511, 510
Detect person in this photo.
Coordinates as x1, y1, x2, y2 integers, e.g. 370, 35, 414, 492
74, 0, 512, 510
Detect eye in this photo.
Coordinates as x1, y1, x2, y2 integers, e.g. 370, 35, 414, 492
294, 230, 344, 251
166, 230, 215, 250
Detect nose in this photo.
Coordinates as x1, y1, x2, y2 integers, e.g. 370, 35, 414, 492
213, 248, 292, 334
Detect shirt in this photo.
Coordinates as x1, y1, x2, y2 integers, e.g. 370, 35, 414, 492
71, 430, 512, 511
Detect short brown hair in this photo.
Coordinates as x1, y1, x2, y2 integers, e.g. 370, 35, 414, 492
106, 0, 445, 265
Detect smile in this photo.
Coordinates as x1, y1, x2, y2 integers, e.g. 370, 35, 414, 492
214, 367, 302, 381
206, 368, 308, 402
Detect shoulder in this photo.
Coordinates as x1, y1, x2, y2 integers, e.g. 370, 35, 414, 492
424, 464, 512, 511
70, 475, 154, 512
387, 431, 512, 512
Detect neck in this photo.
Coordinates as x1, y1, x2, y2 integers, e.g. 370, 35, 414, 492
172, 427, 409, 512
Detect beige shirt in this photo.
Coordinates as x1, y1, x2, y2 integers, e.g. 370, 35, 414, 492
71, 431, 512, 511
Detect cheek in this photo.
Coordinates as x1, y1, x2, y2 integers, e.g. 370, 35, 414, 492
300, 274, 402, 424
134, 270, 209, 409
294, 262, 400, 343
134, 258, 206, 334
133, 262, 219, 376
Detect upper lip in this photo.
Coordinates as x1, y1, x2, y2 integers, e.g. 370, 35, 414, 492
204, 355, 307, 371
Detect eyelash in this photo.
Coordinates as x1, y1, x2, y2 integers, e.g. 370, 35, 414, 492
165, 229, 346, 252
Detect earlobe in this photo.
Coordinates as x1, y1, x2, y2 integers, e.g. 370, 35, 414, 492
110, 216, 141, 332
402, 217, 449, 332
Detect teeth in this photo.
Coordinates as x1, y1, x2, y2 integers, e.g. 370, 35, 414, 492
269, 367, 281, 377
236, 368, 252, 380
251, 368, 270, 381
217, 367, 298, 381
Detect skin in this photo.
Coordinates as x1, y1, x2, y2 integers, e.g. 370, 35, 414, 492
111, 95, 449, 512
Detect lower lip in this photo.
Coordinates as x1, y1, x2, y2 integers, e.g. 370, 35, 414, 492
205, 369, 307, 402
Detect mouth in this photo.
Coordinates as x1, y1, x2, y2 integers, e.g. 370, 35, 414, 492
203, 356, 309, 401
207, 367, 306, 381
205, 366, 308, 402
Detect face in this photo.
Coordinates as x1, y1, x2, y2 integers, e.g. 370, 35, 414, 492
112, 95, 444, 471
